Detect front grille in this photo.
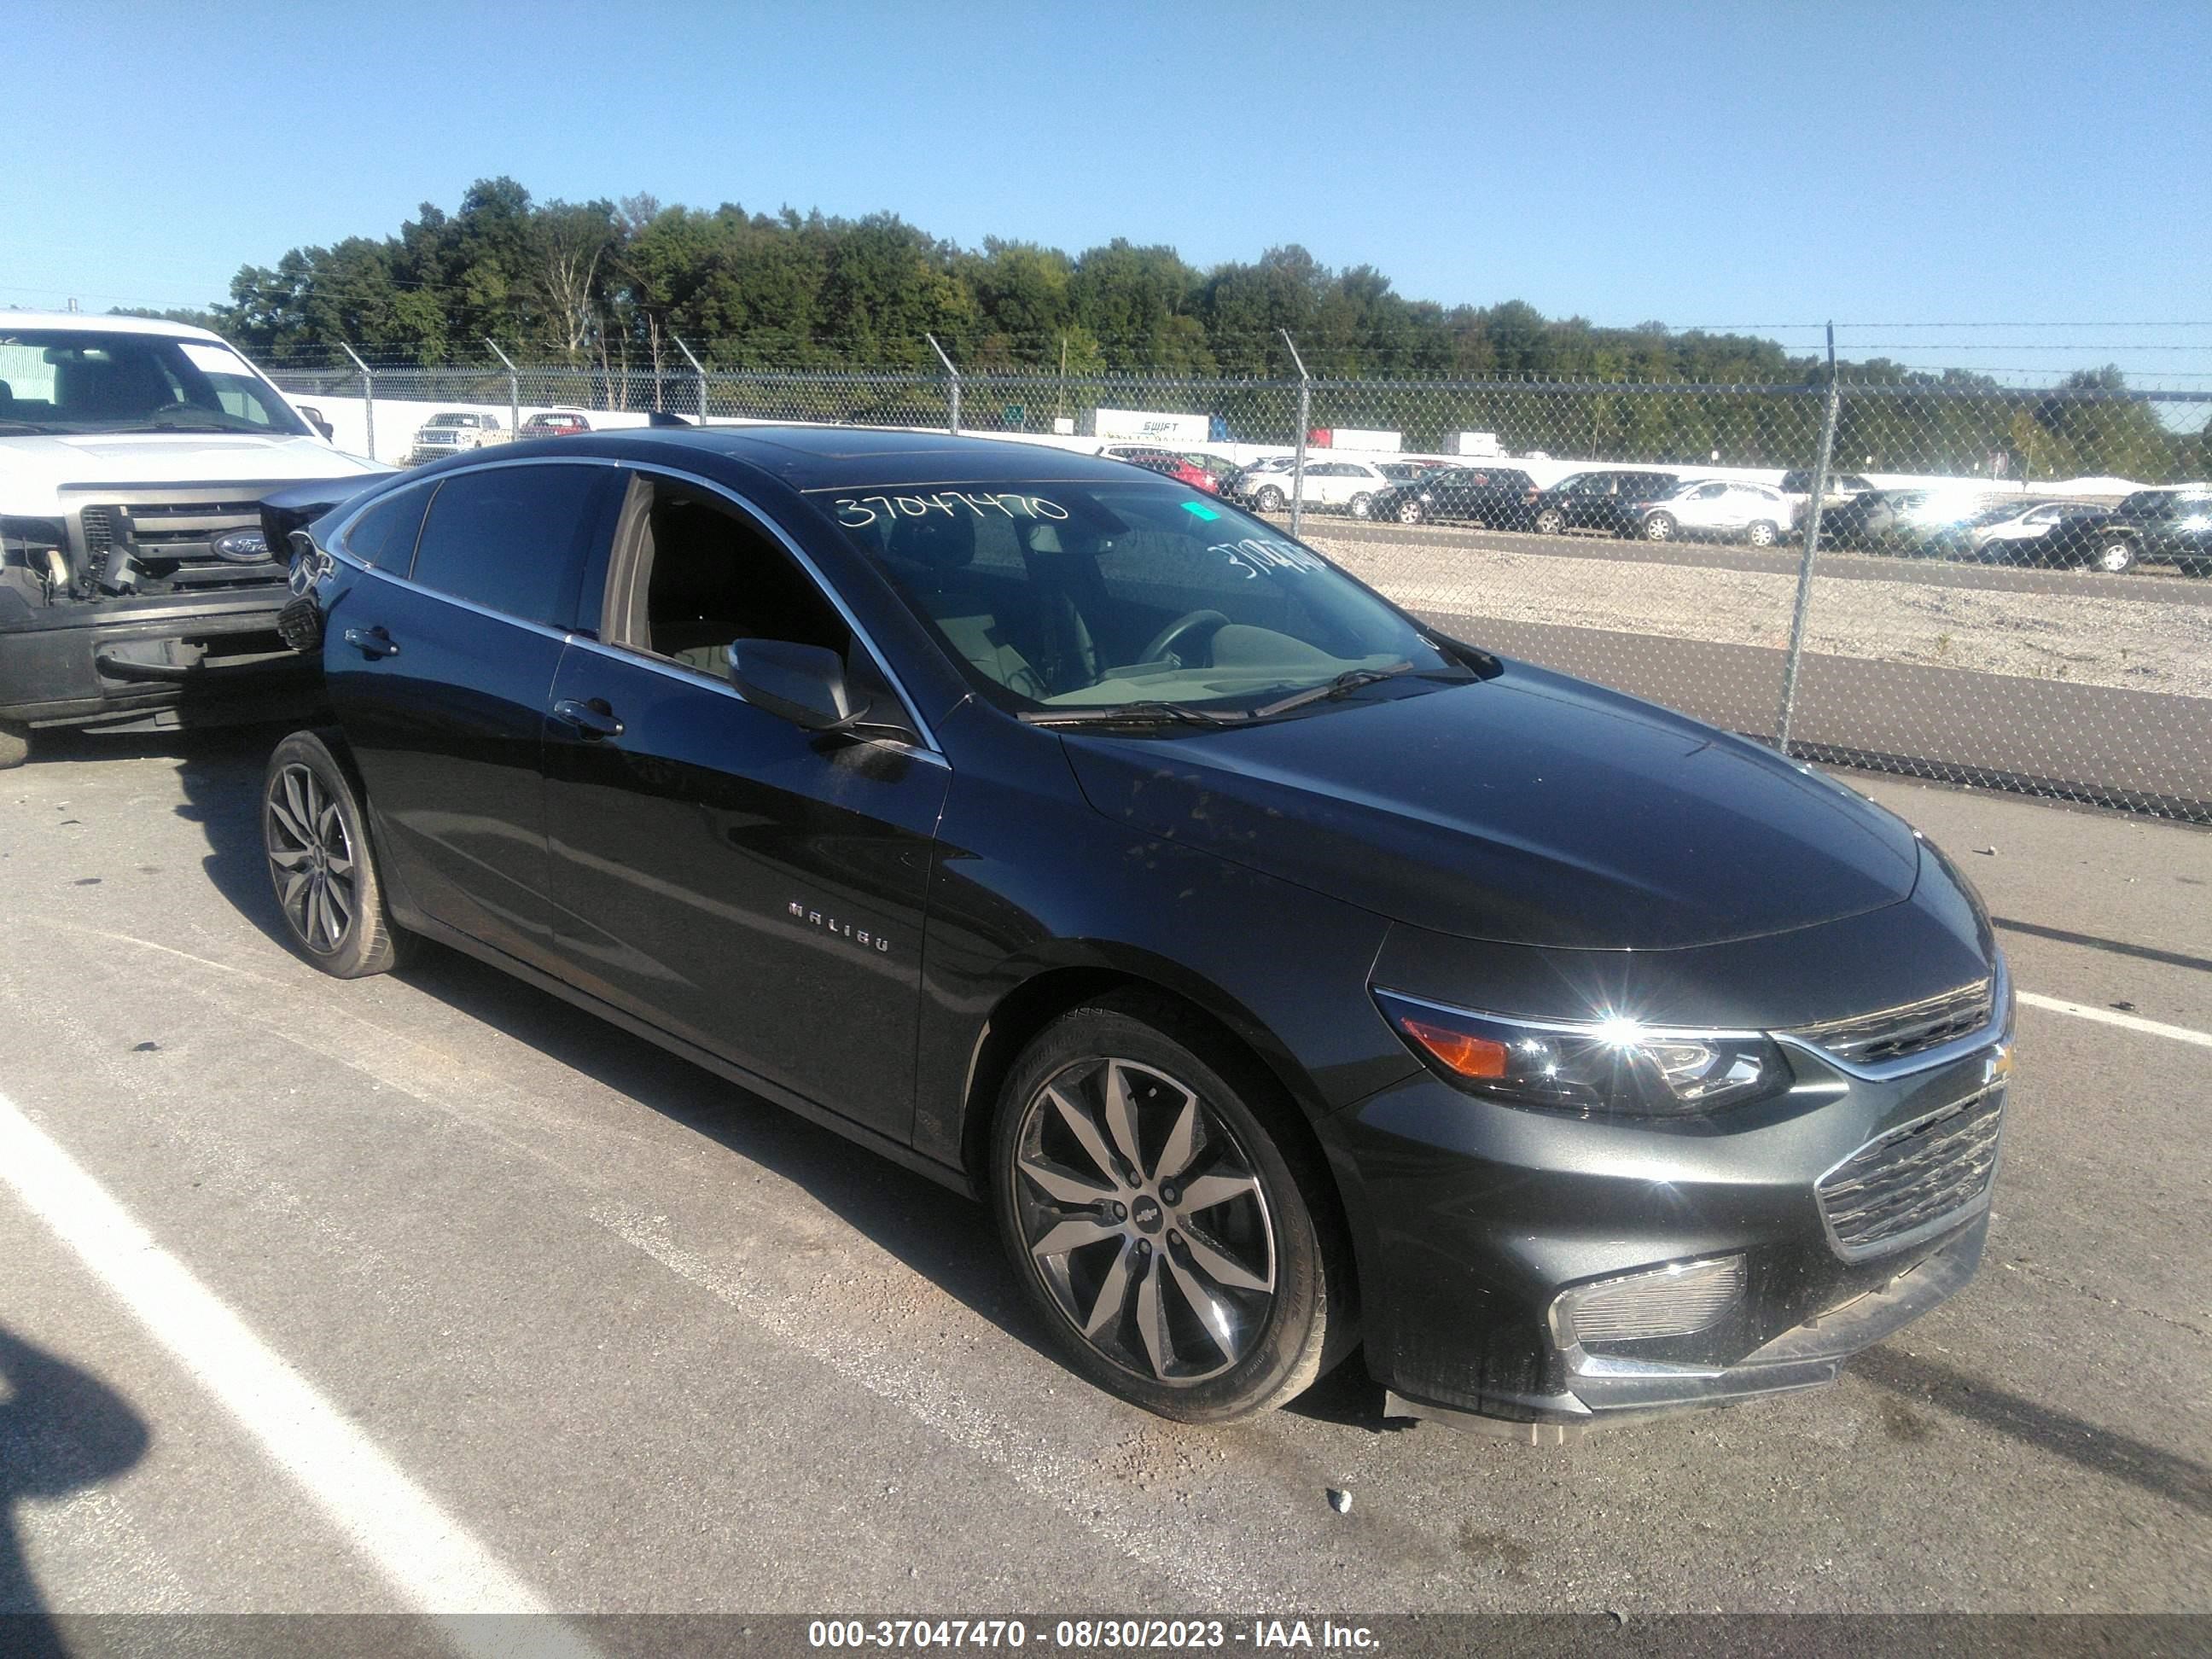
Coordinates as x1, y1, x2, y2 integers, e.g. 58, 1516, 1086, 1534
72, 498, 279, 591
1815, 1086, 2004, 1260
1790, 978, 1994, 1067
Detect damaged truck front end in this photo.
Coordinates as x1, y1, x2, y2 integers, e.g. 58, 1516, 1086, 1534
0, 477, 380, 765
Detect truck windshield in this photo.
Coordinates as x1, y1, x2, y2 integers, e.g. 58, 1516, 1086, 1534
818, 479, 1472, 719
0, 329, 310, 437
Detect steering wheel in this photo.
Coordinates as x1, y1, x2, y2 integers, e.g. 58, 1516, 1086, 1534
1140, 609, 1231, 667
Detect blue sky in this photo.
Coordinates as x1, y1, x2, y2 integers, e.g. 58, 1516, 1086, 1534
7, 1, 2209, 383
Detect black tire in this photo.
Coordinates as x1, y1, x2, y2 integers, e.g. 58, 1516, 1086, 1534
1644, 512, 1676, 542
1534, 508, 1567, 536
990, 996, 1353, 1423
1746, 520, 1778, 548
2092, 538, 2138, 575
0, 719, 27, 771
1348, 492, 1373, 521
263, 730, 406, 977
1254, 486, 1285, 513
1394, 499, 1423, 525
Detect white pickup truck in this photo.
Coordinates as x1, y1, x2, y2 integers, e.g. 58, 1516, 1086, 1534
0, 312, 387, 766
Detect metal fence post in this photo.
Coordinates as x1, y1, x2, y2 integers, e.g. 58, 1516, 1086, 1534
338, 342, 374, 463
927, 334, 960, 434
671, 332, 709, 422
1281, 329, 1311, 539
1775, 323, 1842, 758
484, 338, 520, 435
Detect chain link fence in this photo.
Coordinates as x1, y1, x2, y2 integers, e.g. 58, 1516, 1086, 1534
266, 354, 2212, 824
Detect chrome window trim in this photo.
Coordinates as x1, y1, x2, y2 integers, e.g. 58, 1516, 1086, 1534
352, 562, 575, 647
324, 453, 947, 763
556, 632, 949, 770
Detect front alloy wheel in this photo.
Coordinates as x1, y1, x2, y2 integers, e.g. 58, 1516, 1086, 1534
1534, 508, 1567, 536
1254, 486, 1285, 512
993, 1003, 1347, 1421
2094, 539, 2138, 574
1013, 1057, 1274, 1383
1644, 512, 1676, 541
1395, 499, 1424, 525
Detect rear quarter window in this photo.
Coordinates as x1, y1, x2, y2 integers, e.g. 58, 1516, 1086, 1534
340, 484, 433, 568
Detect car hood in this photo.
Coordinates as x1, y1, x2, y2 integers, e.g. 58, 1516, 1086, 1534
1059, 661, 1922, 950
1, 433, 385, 513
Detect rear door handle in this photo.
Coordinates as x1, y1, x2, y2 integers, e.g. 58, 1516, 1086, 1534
341, 626, 400, 659
552, 697, 624, 740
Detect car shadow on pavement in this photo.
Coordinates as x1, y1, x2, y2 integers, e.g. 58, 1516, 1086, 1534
0, 1325, 151, 1655
165, 731, 1414, 1432
166, 733, 1079, 1386
1854, 1344, 2212, 1517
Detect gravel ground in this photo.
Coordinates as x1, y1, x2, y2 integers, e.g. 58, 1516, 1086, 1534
1311, 535, 2212, 696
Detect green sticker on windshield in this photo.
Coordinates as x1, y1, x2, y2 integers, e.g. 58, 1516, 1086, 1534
1181, 501, 1221, 521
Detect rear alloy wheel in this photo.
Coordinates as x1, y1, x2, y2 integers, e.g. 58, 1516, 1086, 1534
1254, 486, 1285, 513
264, 731, 405, 978
1348, 492, 1373, 520
1534, 508, 1568, 536
1644, 512, 1677, 542
993, 1003, 1347, 1422
1395, 499, 1424, 525
0, 719, 28, 771
2093, 539, 2138, 574
1747, 520, 1778, 547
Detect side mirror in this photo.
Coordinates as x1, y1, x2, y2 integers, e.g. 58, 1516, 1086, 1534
310, 416, 335, 441
727, 638, 859, 731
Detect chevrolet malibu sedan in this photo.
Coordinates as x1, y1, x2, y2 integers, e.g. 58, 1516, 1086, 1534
264, 428, 2013, 1434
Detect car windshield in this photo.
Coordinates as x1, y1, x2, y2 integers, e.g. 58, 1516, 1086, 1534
0, 329, 310, 437
429, 414, 470, 427
820, 479, 1473, 719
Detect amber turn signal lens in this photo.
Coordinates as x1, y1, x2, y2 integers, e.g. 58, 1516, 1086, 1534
1400, 1016, 1511, 1079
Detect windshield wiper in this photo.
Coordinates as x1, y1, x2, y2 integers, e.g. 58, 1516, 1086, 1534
1020, 700, 1247, 729
131, 410, 262, 434
1249, 661, 1417, 719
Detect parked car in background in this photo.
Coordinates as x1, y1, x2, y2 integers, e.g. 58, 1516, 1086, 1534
1637, 480, 1793, 545
1366, 466, 1540, 528
1103, 445, 1220, 493
1228, 457, 1395, 516
1529, 470, 1685, 538
1878, 492, 2000, 557
406, 410, 506, 463
1778, 469, 1877, 527
521, 411, 591, 439
265, 426, 2012, 1432
1177, 451, 1241, 489
2038, 486, 2212, 576
1943, 501, 2104, 568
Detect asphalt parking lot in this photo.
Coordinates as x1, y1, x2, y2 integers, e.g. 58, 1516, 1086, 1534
1, 725, 2207, 1627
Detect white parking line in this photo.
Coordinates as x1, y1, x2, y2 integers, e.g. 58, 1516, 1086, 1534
2017, 991, 2212, 1051
0, 1088, 595, 1653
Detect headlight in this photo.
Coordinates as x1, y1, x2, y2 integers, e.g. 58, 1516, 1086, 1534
1374, 990, 1790, 1118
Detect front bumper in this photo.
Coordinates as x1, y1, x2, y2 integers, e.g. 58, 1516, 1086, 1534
1335, 1011, 2012, 1436
0, 589, 317, 731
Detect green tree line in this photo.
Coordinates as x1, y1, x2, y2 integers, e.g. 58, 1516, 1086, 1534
117, 178, 2205, 480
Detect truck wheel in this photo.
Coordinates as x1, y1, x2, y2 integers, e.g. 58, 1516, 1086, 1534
992, 998, 1353, 1423
2093, 539, 2138, 574
0, 719, 28, 771
264, 731, 407, 977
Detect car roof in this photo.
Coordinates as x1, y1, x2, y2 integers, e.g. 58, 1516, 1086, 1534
568, 425, 1160, 492
0, 309, 227, 342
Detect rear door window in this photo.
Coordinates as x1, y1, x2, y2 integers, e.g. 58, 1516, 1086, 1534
410, 463, 611, 628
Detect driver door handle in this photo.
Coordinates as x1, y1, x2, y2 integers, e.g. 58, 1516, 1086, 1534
552, 697, 624, 740
341, 626, 400, 659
